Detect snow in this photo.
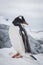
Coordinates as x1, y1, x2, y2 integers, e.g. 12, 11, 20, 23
27, 31, 43, 40
0, 16, 12, 25
0, 47, 39, 65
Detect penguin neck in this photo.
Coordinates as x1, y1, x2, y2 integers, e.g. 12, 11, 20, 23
12, 23, 22, 29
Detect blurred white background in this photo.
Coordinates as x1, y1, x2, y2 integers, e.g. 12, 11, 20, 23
0, 0, 43, 31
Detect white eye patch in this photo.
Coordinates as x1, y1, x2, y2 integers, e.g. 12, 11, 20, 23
19, 16, 22, 20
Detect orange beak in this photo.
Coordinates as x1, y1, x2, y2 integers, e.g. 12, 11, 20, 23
24, 21, 29, 25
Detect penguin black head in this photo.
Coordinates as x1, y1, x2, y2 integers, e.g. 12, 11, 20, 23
12, 16, 28, 26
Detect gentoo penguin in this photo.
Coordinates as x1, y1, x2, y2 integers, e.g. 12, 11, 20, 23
9, 16, 28, 58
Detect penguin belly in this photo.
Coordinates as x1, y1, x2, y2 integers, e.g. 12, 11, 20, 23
9, 24, 25, 55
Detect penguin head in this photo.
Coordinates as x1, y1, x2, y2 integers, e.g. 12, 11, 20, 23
12, 16, 28, 26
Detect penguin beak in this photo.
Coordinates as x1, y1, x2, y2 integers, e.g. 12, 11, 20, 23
24, 21, 29, 25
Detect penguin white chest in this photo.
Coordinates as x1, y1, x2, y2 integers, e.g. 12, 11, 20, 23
9, 24, 25, 54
